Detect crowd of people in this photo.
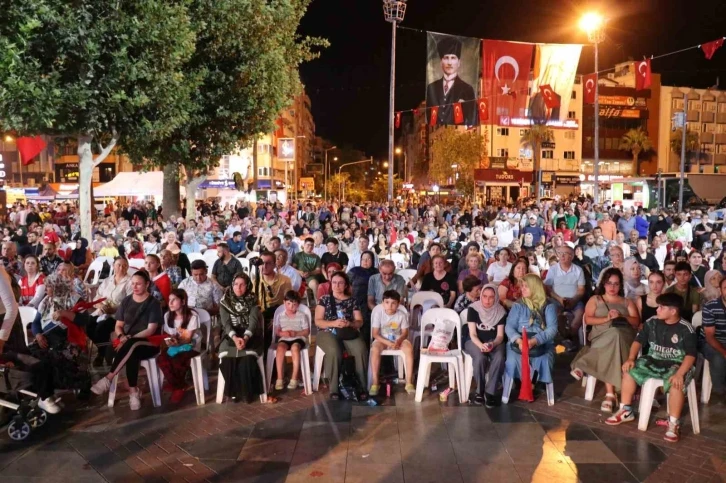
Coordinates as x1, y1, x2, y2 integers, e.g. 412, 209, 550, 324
0, 196, 724, 444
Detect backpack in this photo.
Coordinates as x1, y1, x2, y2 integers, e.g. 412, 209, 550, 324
338, 354, 367, 401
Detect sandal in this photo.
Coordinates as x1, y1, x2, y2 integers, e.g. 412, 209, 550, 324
262, 396, 278, 404
600, 393, 617, 413
570, 369, 584, 381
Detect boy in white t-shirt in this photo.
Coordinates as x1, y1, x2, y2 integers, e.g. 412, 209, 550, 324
274, 291, 310, 391
370, 290, 415, 395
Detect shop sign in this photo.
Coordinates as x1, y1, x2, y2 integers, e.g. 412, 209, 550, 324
257, 179, 272, 189
489, 157, 507, 169
541, 141, 556, 149
299, 177, 315, 191
474, 169, 534, 183
542, 172, 553, 183
555, 175, 581, 185
0, 151, 16, 183
599, 95, 647, 107
599, 107, 645, 119
199, 179, 236, 189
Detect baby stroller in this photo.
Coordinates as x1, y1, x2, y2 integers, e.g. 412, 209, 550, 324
0, 355, 50, 441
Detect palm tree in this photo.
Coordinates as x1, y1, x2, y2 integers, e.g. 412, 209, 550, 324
670, 129, 700, 170
520, 124, 553, 203
619, 128, 653, 175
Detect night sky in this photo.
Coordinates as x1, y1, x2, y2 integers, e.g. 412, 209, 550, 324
299, 0, 726, 159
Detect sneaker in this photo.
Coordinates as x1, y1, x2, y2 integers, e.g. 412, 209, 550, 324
664, 421, 680, 443
287, 379, 298, 390
170, 390, 185, 404
38, 397, 61, 414
129, 389, 142, 410
484, 393, 500, 408
90, 377, 111, 395
471, 393, 485, 406
605, 407, 635, 426
405, 383, 415, 394
369, 385, 380, 396
275, 379, 285, 391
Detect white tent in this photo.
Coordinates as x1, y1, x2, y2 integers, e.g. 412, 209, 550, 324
94, 171, 165, 197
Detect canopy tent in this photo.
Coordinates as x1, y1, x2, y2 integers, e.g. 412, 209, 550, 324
94, 171, 164, 197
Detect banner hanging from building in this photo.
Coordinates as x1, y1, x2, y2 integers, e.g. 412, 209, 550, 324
426, 33, 480, 126
482, 40, 534, 126
529, 44, 582, 123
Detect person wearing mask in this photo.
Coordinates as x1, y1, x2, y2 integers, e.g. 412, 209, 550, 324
665, 262, 701, 322
211, 243, 243, 290
178, 260, 222, 313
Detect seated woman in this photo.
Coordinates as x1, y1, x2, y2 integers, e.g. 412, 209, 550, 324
504, 274, 558, 395
498, 258, 528, 310
156, 289, 200, 404
486, 249, 513, 286
465, 284, 506, 407
70, 237, 92, 274
636, 271, 665, 327
216, 272, 273, 403
29, 274, 91, 398
90, 271, 163, 410
421, 254, 457, 309
700, 269, 723, 306
457, 253, 488, 294
19, 255, 45, 308
316, 262, 342, 300
145, 254, 171, 305
454, 275, 484, 314
314, 271, 368, 400
570, 267, 640, 413
622, 258, 648, 300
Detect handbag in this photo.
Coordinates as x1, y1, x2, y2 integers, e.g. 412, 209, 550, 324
601, 297, 632, 328
328, 296, 359, 341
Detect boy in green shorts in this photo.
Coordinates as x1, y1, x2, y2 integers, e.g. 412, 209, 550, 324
605, 293, 697, 442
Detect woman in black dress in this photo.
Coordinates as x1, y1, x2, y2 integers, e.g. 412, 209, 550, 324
636, 271, 665, 326
421, 254, 457, 309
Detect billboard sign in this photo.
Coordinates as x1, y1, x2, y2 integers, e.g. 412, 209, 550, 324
277, 138, 295, 161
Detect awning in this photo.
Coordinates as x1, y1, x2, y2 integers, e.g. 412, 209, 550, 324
94, 171, 164, 197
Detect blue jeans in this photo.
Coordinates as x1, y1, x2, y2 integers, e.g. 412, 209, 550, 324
702, 342, 726, 396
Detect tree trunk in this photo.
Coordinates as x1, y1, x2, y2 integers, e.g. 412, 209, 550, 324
184, 167, 206, 223
251, 138, 258, 199
163, 164, 181, 218
78, 135, 95, 239
534, 142, 541, 204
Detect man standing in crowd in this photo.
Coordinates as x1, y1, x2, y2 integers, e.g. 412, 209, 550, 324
599, 212, 617, 241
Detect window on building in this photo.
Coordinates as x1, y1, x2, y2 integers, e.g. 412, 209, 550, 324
563, 151, 576, 159
496, 148, 509, 157
672, 99, 684, 110
605, 138, 613, 150
497, 128, 509, 136
704, 123, 716, 133
564, 131, 576, 139
571, 90, 577, 99
690, 101, 702, 111
542, 150, 554, 159
705, 102, 717, 112
520, 129, 529, 136
688, 122, 701, 132
567, 111, 576, 119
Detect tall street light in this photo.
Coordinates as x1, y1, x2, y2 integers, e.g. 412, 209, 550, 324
383, 0, 407, 204
324, 145, 336, 202
580, 12, 605, 205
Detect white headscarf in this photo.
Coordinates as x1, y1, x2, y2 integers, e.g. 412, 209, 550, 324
469, 284, 507, 330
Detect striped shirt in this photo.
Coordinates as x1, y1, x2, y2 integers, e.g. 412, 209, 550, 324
702, 298, 726, 345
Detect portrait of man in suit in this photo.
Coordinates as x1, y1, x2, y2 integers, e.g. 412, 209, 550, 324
426, 35, 477, 126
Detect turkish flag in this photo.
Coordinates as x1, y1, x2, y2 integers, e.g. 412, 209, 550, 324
16, 136, 46, 166
453, 102, 464, 124
482, 40, 535, 126
394, 111, 401, 129
702, 38, 724, 60
429, 106, 439, 126
539, 84, 560, 109
583, 73, 597, 104
635, 59, 652, 90
477, 98, 489, 123
518, 328, 534, 402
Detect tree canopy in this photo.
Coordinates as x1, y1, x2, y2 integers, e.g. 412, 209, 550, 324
429, 127, 487, 196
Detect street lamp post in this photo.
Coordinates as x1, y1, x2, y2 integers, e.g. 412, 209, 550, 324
338, 157, 374, 201
383, 0, 407, 204
395, 146, 407, 182
324, 146, 337, 202
580, 12, 605, 205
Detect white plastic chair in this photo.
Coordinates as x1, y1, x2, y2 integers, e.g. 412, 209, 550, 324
246, 251, 260, 260
459, 310, 475, 398
408, 291, 445, 346
189, 309, 212, 405
108, 356, 162, 408
690, 311, 713, 404
396, 269, 417, 284
19, 307, 37, 347
84, 257, 113, 285
414, 308, 465, 403
265, 305, 313, 395
186, 252, 204, 265
313, 345, 326, 392
502, 372, 555, 406
215, 350, 268, 404
637, 378, 700, 434
390, 253, 406, 269
128, 258, 145, 270
367, 307, 410, 390
238, 258, 250, 275
202, 250, 219, 273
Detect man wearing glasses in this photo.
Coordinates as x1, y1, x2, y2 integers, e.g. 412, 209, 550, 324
259, 251, 292, 348
367, 260, 406, 311
544, 246, 586, 351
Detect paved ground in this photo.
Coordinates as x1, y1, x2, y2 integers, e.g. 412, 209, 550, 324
0, 354, 725, 483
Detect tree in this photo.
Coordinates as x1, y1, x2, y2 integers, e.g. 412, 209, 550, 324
123, 0, 327, 221
620, 128, 653, 175
0, 1, 197, 238
329, 172, 351, 201
670, 128, 700, 170
520, 124, 553, 203
370, 175, 402, 202
429, 128, 487, 196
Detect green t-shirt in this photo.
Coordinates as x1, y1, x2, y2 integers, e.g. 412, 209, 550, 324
293, 252, 321, 275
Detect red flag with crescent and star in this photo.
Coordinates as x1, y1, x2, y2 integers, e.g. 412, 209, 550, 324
453, 102, 464, 124
635, 59, 652, 90
583, 73, 597, 104
394, 111, 401, 129
477, 98, 489, 123
482, 40, 534, 126
429, 106, 439, 126
702, 38, 724, 60
538, 84, 560, 109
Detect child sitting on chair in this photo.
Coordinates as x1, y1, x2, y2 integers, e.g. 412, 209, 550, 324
605, 293, 697, 443
369, 290, 415, 395
274, 290, 310, 391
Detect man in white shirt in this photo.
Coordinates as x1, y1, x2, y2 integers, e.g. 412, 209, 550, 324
179, 260, 223, 313
274, 248, 302, 291
544, 245, 586, 350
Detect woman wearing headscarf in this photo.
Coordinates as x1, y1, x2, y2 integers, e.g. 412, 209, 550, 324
504, 274, 558, 393
70, 236, 92, 273
464, 284, 507, 407
217, 272, 273, 403
347, 251, 378, 322
701, 269, 723, 305
622, 258, 648, 300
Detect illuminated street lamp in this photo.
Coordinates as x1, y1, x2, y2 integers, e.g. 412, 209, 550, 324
580, 12, 606, 205
324, 146, 337, 201
432, 183, 440, 203
383, 0, 407, 203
